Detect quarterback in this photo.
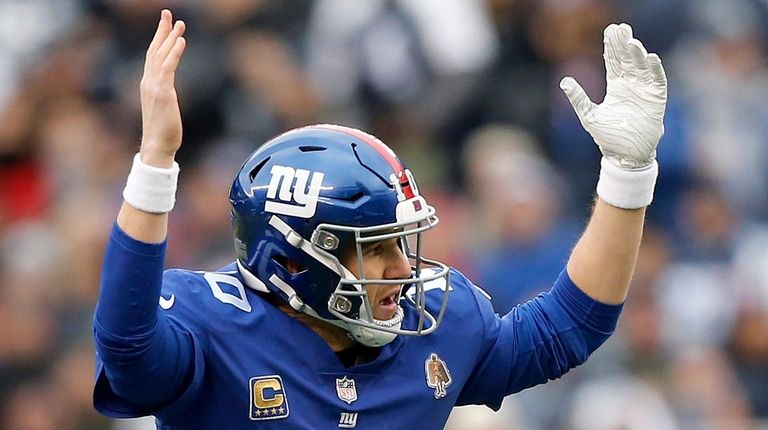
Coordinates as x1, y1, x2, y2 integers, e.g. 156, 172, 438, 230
93, 10, 667, 429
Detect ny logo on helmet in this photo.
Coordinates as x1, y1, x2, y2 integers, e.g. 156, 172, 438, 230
264, 165, 325, 218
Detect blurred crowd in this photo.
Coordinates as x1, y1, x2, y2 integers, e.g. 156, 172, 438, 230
1, 0, 768, 429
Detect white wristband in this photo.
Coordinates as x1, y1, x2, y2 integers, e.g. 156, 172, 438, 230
123, 153, 180, 213
596, 157, 658, 209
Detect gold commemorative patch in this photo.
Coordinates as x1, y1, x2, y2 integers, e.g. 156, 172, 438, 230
425, 353, 452, 399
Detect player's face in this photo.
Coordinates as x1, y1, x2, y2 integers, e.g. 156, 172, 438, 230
341, 237, 411, 321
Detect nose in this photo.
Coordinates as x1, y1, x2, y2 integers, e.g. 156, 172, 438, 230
383, 246, 412, 280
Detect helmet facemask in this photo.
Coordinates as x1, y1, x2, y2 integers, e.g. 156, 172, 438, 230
313, 202, 451, 347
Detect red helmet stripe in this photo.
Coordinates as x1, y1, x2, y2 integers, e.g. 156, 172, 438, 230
313, 124, 404, 175
400, 175, 415, 199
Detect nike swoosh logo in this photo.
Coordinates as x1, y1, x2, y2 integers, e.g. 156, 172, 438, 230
159, 294, 175, 310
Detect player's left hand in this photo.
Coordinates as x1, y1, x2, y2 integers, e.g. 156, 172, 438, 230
560, 23, 667, 170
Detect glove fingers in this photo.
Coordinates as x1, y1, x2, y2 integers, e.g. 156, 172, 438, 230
647, 53, 668, 89
613, 24, 636, 80
560, 77, 596, 123
627, 39, 651, 83
616, 23, 633, 44
627, 39, 648, 70
602, 24, 622, 80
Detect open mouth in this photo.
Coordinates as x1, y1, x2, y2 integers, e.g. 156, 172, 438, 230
379, 293, 398, 306
377, 289, 400, 307
374, 288, 402, 320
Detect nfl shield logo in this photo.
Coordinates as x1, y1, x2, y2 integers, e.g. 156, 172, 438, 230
336, 376, 357, 404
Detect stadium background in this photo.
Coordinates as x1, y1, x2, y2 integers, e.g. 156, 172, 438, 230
1, 0, 767, 428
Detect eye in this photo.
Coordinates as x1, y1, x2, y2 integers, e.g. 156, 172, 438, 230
363, 243, 384, 256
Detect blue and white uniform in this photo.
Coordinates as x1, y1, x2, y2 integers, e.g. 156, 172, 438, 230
93, 224, 622, 429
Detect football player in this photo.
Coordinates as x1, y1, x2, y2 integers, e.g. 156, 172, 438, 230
93, 9, 667, 429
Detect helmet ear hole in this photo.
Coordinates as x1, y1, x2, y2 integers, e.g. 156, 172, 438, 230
298, 145, 326, 152
248, 157, 270, 181
273, 255, 307, 275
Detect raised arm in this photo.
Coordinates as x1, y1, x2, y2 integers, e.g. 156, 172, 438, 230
93, 10, 193, 413
560, 24, 667, 304
118, 9, 186, 243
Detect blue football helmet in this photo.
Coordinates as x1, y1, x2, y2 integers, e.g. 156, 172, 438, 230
229, 124, 450, 346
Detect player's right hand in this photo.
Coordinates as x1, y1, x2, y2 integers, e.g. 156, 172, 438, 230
139, 9, 186, 168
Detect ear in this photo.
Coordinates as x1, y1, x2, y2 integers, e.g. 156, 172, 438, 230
273, 255, 306, 274
285, 259, 305, 274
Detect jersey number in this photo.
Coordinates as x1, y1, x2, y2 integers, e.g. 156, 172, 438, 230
203, 273, 252, 312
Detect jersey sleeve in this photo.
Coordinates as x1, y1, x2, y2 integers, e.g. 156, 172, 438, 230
456, 268, 623, 409
92, 223, 205, 419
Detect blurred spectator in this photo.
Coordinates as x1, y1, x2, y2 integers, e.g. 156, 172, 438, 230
461, 124, 580, 311
166, 142, 252, 270
614, 226, 672, 380
668, 346, 754, 430
445, 400, 529, 430
0, 0, 83, 112
221, 27, 318, 145
539, 0, 616, 215
727, 305, 768, 418
656, 182, 754, 352
670, 0, 768, 220
567, 375, 679, 430
305, 0, 497, 127
0, 222, 60, 400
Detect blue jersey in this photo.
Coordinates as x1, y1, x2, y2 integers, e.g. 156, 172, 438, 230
94, 224, 622, 429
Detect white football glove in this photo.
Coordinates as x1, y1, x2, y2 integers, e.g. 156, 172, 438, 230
560, 23, 667, 170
